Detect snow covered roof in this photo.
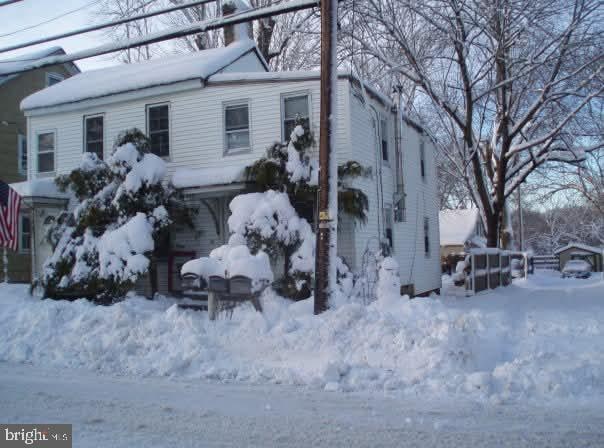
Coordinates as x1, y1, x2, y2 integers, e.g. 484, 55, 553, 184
21, 40, 260, 110
439, 209, 480, 246
10, 178, 71, 200
0, 46, 70, 86
171, 164, 248, 189
554, 243, 603, 255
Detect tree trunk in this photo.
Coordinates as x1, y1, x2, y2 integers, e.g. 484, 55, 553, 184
149, 255, 158, 299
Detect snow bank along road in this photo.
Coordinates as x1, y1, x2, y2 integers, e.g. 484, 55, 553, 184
1, 362, 603, 447
0, 271, 603, 445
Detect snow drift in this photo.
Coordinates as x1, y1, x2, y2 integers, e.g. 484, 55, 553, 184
0, 275, 602, 405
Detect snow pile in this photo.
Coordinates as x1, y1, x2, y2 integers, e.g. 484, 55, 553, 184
1, 273, 603, 404
0, 46, 65, 85
98, 213, 154, 282
285, 125, 318, 185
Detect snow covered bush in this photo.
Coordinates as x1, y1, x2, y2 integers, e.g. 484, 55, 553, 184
42, 129, 188, 303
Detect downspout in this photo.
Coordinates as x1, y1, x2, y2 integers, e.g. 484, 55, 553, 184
369, 105, 384, 244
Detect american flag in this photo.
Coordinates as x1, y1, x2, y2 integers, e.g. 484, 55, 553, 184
0, 180, 22, 251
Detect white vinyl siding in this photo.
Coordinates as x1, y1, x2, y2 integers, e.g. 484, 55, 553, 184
45, 72, 64, 87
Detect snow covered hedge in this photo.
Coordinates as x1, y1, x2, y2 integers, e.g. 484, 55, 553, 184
42, 129, 185, 303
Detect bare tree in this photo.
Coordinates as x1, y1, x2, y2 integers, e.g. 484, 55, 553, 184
346, 0, 603, 247
93, 0, 321, 69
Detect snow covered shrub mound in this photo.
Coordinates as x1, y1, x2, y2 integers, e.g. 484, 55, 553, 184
2, 277, 603, 404
42, 129, 180, 302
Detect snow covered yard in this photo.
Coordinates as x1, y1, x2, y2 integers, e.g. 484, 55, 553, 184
0, 271, 603, 446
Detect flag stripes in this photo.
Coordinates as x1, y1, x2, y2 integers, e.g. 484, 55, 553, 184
0, 181, 22, 251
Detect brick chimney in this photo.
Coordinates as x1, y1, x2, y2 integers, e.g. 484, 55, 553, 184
222, 0, 254, 46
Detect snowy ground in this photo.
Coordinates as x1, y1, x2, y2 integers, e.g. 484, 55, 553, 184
1, 271, 603, 446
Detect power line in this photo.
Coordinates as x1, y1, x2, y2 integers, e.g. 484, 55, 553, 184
0, 0, 319, 76
0, 0, 216, 55
0, 0, 102, 38
0, 0, 24, 7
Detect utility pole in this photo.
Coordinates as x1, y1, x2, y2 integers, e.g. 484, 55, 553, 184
314, 0, 338, 314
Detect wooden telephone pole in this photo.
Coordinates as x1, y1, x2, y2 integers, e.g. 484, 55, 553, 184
314, 0, 338, 314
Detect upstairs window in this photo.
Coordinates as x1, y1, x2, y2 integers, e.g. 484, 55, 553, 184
282, 94, 310, 141
20, 215, 31, 253
37, 131, 55, 173
147, 103, 170, 157
381, 118, 389, 162
224, 102, 250, 153
17, 133, 27, 176
423, 217, 430, 256
45, 72, 64, 87
85, 115, 104, 160
420, 139, 426, 179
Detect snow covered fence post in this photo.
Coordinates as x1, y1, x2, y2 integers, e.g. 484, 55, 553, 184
314, 0, 338, 314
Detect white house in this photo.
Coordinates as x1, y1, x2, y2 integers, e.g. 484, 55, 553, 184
17, 39, 441, 297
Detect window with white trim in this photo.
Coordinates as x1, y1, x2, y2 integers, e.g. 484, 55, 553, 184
37, 131, 55, 173
46, 72, 64, 87
224, 102, 250, 153
20, 215, 31, 253
17, 133, 27, 176
147, 103, 170, 157
423, 217, 430, 257
84, 115, 104, 160
282, 94, 310, 141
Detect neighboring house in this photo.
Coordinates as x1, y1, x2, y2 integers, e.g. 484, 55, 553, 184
554, 243, 603, 273
16, 37, 441, 297
439, 208, 485, 259
0, 46, 79, 282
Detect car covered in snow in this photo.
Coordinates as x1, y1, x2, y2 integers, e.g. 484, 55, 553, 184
561, 259, 592, 279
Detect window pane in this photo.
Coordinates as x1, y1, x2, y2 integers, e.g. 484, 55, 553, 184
226, 129, 250, 150
38, 152, 54, 172
150, 130, 169, 157
22, 216, 31, 233
86, 116, 103, 159
148, 105, 169, 157
284, 95, 309, 120
38, 132, 54, 152
225, 105, 249, 131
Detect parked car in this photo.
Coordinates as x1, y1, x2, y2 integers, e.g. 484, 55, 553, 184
561, 260, 592, 279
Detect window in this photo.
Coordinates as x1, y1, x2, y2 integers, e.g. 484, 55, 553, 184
84, 115, 104, 159
45, 72, 64, 87
147, 103, 170, 157
420, 139, 426, 179
20, 215, 31, 253
17, 133, 27, 176
423, 217, 430, 257
282, 94, 310, 141
224, 102, 250, 153
381, 118, 389, 162
37, 131, 55, 173
384, 205, 393, 249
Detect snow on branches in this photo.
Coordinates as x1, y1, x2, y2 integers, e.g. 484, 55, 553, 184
42, 130, 174, 302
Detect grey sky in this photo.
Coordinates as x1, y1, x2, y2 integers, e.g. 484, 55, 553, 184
0, 0, 124, 72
